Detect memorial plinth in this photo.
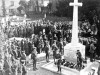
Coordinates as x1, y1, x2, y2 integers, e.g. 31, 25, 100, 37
64, 0, 85, 63
41, 60, 80, 75
64, 43, 85, 64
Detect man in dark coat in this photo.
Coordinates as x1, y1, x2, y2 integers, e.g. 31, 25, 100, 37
89, 42, 96, 62
28, 41, 32, 55
44, 41, 50, 62
57, 54, 62, 73
58, 39, 63, 55
21, 40, 24, 51
48, 31, 53, 47
21, 57, 27, 75
24, 39, 29, 56
52, 40, 58, 63
20, 51, 26, 65
76, 50, 82, 69
31, 47, 38, 70
12, 47, 18, 59
57, 30, 62, 41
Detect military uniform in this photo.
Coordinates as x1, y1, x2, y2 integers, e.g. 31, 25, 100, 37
22, 64, 27, 75
44, 44, 50, 62
57, 55, 62, 72
89, 43, 96, 62
20, 51, 26, 65
58, 41, 63, 55
31, 47, 37, 70
48, 32, 53, 47
52, 42, 58, 63
76, 50, 82, 69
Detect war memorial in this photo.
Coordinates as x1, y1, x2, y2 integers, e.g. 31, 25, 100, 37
0, 0, 100, 75
41, 0, 99, 75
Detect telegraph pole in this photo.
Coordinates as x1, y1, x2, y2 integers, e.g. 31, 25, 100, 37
2, 0, 6, 17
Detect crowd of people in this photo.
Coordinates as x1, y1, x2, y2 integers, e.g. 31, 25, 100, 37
4, 19, 98, 55
0, 18, 98, 75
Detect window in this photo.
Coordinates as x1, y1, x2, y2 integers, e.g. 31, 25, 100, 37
10, 1, 14, 6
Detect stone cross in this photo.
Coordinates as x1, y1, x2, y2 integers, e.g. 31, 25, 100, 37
69, 0, 82, 45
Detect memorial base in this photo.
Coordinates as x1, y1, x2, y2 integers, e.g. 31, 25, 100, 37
41, 61, 80, 75
64, 43, 85, 64
41, 59, 98, 75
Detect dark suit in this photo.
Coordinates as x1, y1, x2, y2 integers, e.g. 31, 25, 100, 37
44, 45, 49, 62
89, 43, 95, 62
76, 52, 82, 68
21, 41, 24, 51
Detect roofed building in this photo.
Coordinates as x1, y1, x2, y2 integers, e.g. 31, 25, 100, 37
0, 0, 20, 16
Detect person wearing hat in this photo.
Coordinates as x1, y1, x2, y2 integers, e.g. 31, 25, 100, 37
48, 31, 53, 47
52, 40, 58, 63
43, 32, 47, 41
12, 46, 18, 60
57, 54, 62, 73
59, 38, 63, 55
76, 50, 82, 70
89, 42, 96, 62
44, 41, 50, 62
31, 46, 38, 70
17, 47, 21, 58
28, 40, 32, 55
21, 39, 24, 51
20, 51, 26, 65
22, 62, 27, 75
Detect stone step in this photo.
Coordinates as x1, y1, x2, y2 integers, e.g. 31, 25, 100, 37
41, 61, 80, 75
26, 53, 53, 66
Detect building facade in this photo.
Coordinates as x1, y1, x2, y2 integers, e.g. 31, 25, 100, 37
0, 0, 20, 16
28, 0, 49, 12
0, 0, 59, 16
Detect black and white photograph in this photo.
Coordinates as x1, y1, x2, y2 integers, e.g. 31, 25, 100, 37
0, 0, 100, 75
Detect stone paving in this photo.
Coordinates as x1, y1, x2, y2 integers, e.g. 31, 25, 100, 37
41, 60, 80, 75
27, 60, 61, 75
26, 53, 99, 75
